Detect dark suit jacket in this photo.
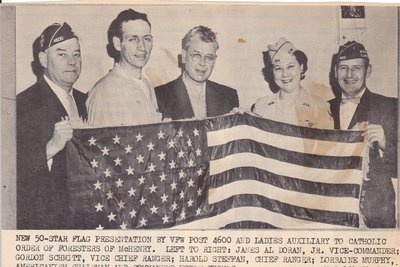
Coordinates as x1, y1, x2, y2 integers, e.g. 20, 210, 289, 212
17, 77, 87, 229
329, 88, 397, 228
155, 75, 239, 120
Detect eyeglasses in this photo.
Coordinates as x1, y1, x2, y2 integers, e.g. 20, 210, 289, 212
187, 52, 217, 64
337, 65, 365, 73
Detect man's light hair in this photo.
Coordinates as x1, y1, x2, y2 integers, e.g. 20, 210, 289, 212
181, 25, 219, 50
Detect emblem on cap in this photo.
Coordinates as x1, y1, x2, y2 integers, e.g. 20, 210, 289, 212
267, 37, 298, 64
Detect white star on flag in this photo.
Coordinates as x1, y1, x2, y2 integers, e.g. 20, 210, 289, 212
101, 146, 109, 156
197, 168, 204, 176
148, 163, 156, 172
161, 193, 168, 203
159, 172, 167, 181
107, 212, 116, 221
150, 205, 158, 214
88, 136, 97, 146
137, 154, 145, 163
90, 159, 99, 168
188, 159, 195, 167
139, 176, 146, 185
112, 135, 120, 144
180, 210, 186, 220
197, 188, 203, 196
158, 151, 166, 161
117, 200, 125, 209
186, 139, 192, 147
187, 198, 194, 207
120, 222, 127, 230
167, 139, 176, 148
178, 150, 185, 158
139, 217, 147, 227
179, 191, 185, 199
169, 160, 176, 169
126, 166, 134, 175
187, 179, 194, 187
147, 142, 155, 151
177, 128, 184, 137
139, 197, 146, 205
162, 215, 169, 224
93, 181, 102, 190
96, 224, 104, 230
103, 169, 111, 177
129, 209, 137, 218
171, 181, 177, 190
125, 144, 133, 154
106, 190, 114, 200
135, 133, 143, 142
196, 208, 202, 216
172, 202, 178, 211
179, 170, 185, 179
149, 184, 157, 193
94, 203, 104, 212
195, 148, 202, 156
128, 188, 136, 197
193, 128, 199, 136
114, 157, 122, 166
115, 178, 124, 188
157, 130, 165, 139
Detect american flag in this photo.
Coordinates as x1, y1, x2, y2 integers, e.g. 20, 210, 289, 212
67, 113, 367, 229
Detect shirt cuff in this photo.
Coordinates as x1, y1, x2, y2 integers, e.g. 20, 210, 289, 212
47, 158, 53, 171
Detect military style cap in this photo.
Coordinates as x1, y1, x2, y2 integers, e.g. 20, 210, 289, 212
336, 41, 368, 62
267, 37, 297, 64
39, 22, 78, 52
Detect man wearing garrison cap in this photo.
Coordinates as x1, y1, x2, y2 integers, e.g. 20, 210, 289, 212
17, 23, 87, 229
329, 41, 397, 228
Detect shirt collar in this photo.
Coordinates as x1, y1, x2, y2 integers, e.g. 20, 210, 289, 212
44, 74, 74, 98
341, 87, 366, 100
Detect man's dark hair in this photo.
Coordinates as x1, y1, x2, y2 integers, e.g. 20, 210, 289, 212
261, 50, 308, 93
106, 9, 151, 62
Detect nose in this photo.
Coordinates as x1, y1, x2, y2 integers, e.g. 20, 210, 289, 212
66, 54, 77, 66
345, 68, 354, 78
198, 56, 206, 66
281, 68, 289, 77
137, 38, 145, 51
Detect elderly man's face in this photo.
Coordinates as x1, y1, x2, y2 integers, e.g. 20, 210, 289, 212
182, 35, 217, 83
336, 58, 371, 97
41, 38, 81, 91
115, 19, 153, 70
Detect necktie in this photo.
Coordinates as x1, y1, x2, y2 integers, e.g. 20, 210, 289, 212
67, 93, 80, 120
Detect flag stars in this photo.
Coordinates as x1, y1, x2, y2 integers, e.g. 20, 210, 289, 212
90, 159, 99, 168
180, 210, 186, 220
161, 193, 168, 203
158, 151, 166, 161
94, 203, 104, 212
150, 205, 158, 214
135, 133, 143, 142
125, 144, 133, 154
168, 160, 176, 169
179, 170, 186, 179
101, 146, 110, 156
187, 179, 194, 187
196, 208, 202, 216
162, 215, 169, 224
177, 128, 184, 137
197, 188, 203, 196
112, 134, 120, 144
138, 176, 146, 185
103, 168, 111, 177
188, 159, 195, 167
172, 202, 178, 211
88, 136, 97, 146
93, 181, 102, 190
114, 157, 122, 166
106, 190, 114, 200
148, 163, 156, 172
117, 200, 125, 209
187, 198, 194, 207
157, 130, 165, 139
137, 154, 145, 164
126, 166, 134, 175
197, 168, 204, 176
139, 197, 146, 205
115, 178, 124, 188
193, 128, 199, 136
120, 222, 127, 230
129, 209, 137, 218
179, 191, 185, 199
128, 188, 136, 197
139, 217, 147, 227
167, 139, 176, 149
149, 184, 157, 193
171, 181, 177, 190
107, 212, 116, 222
195, 148, 202, 157
159, 172, 167, 181
147, 142, 155, 151
178, 150, 185, 158
96, 224, 104, 230
186, 138, 193, 147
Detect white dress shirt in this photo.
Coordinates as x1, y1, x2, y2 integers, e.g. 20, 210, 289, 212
182, 72, 207, 119
339, 88, 365, 130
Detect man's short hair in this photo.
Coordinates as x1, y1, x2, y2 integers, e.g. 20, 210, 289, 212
181, 26, 219, 50
106, 9, 151, 61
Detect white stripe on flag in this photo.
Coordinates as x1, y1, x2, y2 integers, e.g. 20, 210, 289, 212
172, 207, 354, 229
208, 180, 360, 213
207, 125, 365, 157
209, 152, 363, 185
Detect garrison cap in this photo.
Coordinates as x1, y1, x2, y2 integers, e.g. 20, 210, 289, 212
336, 41, 369, 62
267, 37, 298, 64
39, 22, 78, 52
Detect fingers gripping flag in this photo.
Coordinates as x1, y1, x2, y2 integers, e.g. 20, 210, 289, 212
67, 113, 368, 229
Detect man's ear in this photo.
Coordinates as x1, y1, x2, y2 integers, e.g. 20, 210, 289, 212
38, 51, 48, 68
181, 49, 187, 64
366, 64, 372, 78
113, 36, 122, 52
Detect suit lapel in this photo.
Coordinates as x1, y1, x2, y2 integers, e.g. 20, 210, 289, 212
175, 76, 195, 119
39, 77, 69, 121
329, 98, 341, 129
348, 89, 371, 129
